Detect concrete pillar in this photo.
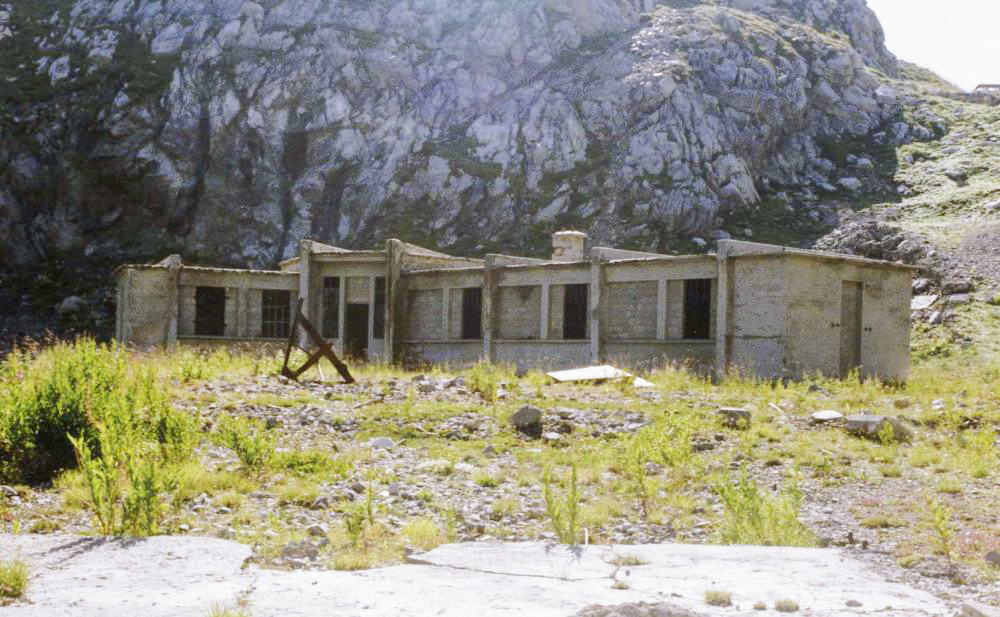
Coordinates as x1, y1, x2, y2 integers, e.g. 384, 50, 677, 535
161, 254, 182, 345
236, 287, 248, 338
714, 241, 732, 378
483, 255, 499, 362
540, 282, 550, 340
441, 287, 451, 340
298, 240, 313, 347
589, 251, 606, 364
385, 239, 405, 363
656, 279, 668, 341
368, 275, 377, 359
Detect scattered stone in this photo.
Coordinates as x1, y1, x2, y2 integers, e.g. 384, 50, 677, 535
643, 461, 662, 476
985, 550, 1000, 568
910, 295, 937, 311
310, 496, 331, 510
542, 431, 565, 444
855, 157, 873, 171
307, 523, 328, 537
844, 414, 912, 443
945, 294, 971, 306
717, 407, 751, 429
893, 398, 911, 409
942, 279, 974, 294
944, 168, 967, 182
928, 311, 943, 325
510, 405, 543, 437
962, 601, 1000, 617
368, 437, 395, 450
0, 485, 17, 498
482, 444, 496, 456
57, 295, 85, 314
845, 599, 862, 607
691, 237, 707, 248
837, 177, 862, 192
282, 541, 319, 559
810, 410, 844, 424
911, 278, 930, 294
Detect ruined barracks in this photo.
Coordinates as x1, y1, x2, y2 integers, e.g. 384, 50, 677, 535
113, 232, 914, 381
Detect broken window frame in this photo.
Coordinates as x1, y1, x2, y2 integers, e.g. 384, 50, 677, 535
460, 287, 483, 340
562, 283, 588, 340
194, 286, 226, 336
682, 278, 712, 340
321, 276, 340, 339
261, 289, 292, 339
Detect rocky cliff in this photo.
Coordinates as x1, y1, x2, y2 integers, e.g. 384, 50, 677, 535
1, 0, 924, 270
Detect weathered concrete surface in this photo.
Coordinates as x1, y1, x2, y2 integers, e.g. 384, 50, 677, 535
0, 535, 951, 616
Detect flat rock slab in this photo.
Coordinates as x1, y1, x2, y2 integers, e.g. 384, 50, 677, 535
0, 535, 950, 616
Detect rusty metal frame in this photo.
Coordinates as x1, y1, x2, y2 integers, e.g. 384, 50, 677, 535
280, 298, 354, 383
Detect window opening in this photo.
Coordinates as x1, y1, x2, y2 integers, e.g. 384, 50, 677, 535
194, 286, 226, 336
373, 277, 386, 339
563, 284, 588, 340
683, 279, 712, 340
261, 289, 291, 339
321, 277, 340, 339
461, 287, 483, 339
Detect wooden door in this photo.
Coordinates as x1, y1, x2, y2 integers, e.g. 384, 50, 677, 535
839, 281, 863, 377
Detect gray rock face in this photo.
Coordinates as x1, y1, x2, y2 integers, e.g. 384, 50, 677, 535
0, 0, 902, 265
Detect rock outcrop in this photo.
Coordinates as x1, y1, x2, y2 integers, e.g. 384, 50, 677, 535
0, 0, 908, 267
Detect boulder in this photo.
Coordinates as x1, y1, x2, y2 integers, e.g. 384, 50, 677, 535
838, 177, 863, 192
510, 405, 543, 437
844, 414, 912, 442
718, 407, 751, 429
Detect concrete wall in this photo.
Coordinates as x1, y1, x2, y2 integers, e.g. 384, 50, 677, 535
407, 289, 443, 340
404, 341, 483, 367
116, 268, 174, 347
784, 255, 910, 381
493, 342, 591, 370
726, 256, 789, 378
606, 281, 658, 340
497, 285, 542, 340
605, 341, 715, 372
175, 269, 296, 340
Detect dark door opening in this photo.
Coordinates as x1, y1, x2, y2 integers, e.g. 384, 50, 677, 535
563, 284, 588, 340
839, 281, 863, 377
461, 287, 483, 339
195, 286, 226, 336
683, 279, 712, 340
344, 303, 369, 360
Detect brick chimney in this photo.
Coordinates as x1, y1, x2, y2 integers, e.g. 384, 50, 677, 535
551, 230, 587, 262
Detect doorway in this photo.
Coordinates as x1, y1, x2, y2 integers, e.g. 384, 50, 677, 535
839, 281, 863, 377
344, 303, 369, 360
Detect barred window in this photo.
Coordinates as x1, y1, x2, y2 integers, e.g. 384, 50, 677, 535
261, 289, 291, 339
373, 277, 386, 339
322, 277, 340, 338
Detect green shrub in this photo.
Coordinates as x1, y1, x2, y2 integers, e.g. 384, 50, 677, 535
0, 338, 192, 483
213, 415, 275, 476
542, 464, 580, 544
714, 470, 818, 547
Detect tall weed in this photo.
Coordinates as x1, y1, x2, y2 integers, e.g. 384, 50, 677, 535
715, 470, 817, 547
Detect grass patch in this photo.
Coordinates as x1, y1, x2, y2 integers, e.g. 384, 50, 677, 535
0, 557, 28, 600
704, 589, 732, 607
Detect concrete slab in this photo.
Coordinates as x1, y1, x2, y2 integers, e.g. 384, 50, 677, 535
0, 535, 952, 617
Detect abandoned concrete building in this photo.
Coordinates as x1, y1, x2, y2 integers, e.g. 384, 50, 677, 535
113, 232, 914, 380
